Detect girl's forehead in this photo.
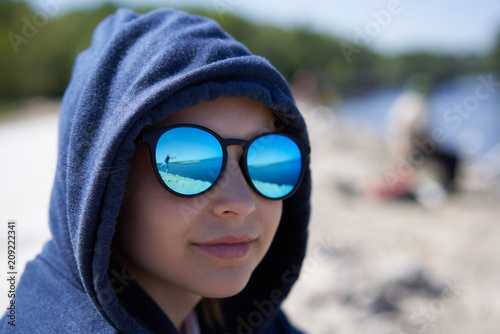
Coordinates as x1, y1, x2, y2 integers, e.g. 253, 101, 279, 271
155, 97, 276, 139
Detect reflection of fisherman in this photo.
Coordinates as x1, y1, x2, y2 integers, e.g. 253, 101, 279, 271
164, 154, 170, 173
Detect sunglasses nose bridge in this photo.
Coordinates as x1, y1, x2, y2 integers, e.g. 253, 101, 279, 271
224, 139, 249, 163
225, 138, 248, 148
221, 139, 251, 186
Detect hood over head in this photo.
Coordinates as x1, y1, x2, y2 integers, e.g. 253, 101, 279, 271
9, 7, 311, 333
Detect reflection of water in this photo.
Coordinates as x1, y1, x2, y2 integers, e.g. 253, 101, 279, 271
248, 159, 301, 185
339, 74, 500, 162
159, 157, 301, 185
252, 180, 293, 198
159, 158, 300, 197
159, 157, 221, 182
158, 158, 220, 195
159, 171, 212, 195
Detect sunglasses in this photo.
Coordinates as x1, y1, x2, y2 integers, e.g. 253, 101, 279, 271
138, 124, 309, 200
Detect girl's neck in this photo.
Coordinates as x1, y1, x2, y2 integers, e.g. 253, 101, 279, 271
133, 271, 201, 331
111, 243, 201, 331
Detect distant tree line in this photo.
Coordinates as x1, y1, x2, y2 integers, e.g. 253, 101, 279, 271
1, 1, 498, 101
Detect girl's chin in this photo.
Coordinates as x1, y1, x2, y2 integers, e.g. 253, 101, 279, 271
200, 287, 246, 299
194, 272, 252, 299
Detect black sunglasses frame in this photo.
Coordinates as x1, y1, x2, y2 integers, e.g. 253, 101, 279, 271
138, 123, 310, 200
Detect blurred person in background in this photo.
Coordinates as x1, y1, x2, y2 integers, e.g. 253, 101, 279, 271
373, 74, 460, 206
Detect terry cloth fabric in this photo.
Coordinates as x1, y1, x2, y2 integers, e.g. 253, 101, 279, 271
1, 7, 311, 333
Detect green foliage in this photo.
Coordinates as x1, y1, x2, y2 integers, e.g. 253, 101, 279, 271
0, 1, 118, 99
0, 1, 496, 100
189, 9, 382, 97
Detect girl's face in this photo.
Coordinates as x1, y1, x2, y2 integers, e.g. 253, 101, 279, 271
116, 97, 282, 300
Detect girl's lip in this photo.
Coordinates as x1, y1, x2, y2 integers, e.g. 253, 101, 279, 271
197, 235, 256, 244
193, 235, 256, 260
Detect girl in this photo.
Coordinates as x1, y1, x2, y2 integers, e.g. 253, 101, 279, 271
2, 7, 311, 333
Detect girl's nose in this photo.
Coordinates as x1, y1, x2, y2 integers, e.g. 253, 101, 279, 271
210, 146, 256, 219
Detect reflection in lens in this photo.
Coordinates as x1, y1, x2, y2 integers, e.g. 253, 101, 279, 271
247, 134, 302, 199
155, 127, 223, 195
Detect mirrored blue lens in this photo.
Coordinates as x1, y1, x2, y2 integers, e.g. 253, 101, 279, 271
247, 134, 302, 199
155, 127, 223, 195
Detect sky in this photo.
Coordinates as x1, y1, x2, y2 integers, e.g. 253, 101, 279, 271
25, 0, 500, 56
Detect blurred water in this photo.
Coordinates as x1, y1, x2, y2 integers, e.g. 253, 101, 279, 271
339, 74, 500, 162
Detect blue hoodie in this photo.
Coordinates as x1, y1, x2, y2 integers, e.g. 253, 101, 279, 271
1, 8, 311, 333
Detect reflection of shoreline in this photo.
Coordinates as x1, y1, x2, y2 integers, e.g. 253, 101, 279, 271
157, 171, 295, 198
249, 159, 301, 185
249, 158, 299, 168
158, 157, 221, 182
159, 171, 211, 194
168, 160, 201, 164
252, 180, 293, 198
158, 158, 302, 186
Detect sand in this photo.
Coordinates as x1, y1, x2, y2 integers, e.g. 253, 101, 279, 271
282, 103, 500, 333
1, 99, 499, 332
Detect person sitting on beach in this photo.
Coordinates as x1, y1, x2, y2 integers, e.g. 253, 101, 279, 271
374, 75, 459, 203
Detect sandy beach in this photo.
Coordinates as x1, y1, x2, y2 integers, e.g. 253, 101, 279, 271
1, 100, 499, 333
284, 103, 500, 333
